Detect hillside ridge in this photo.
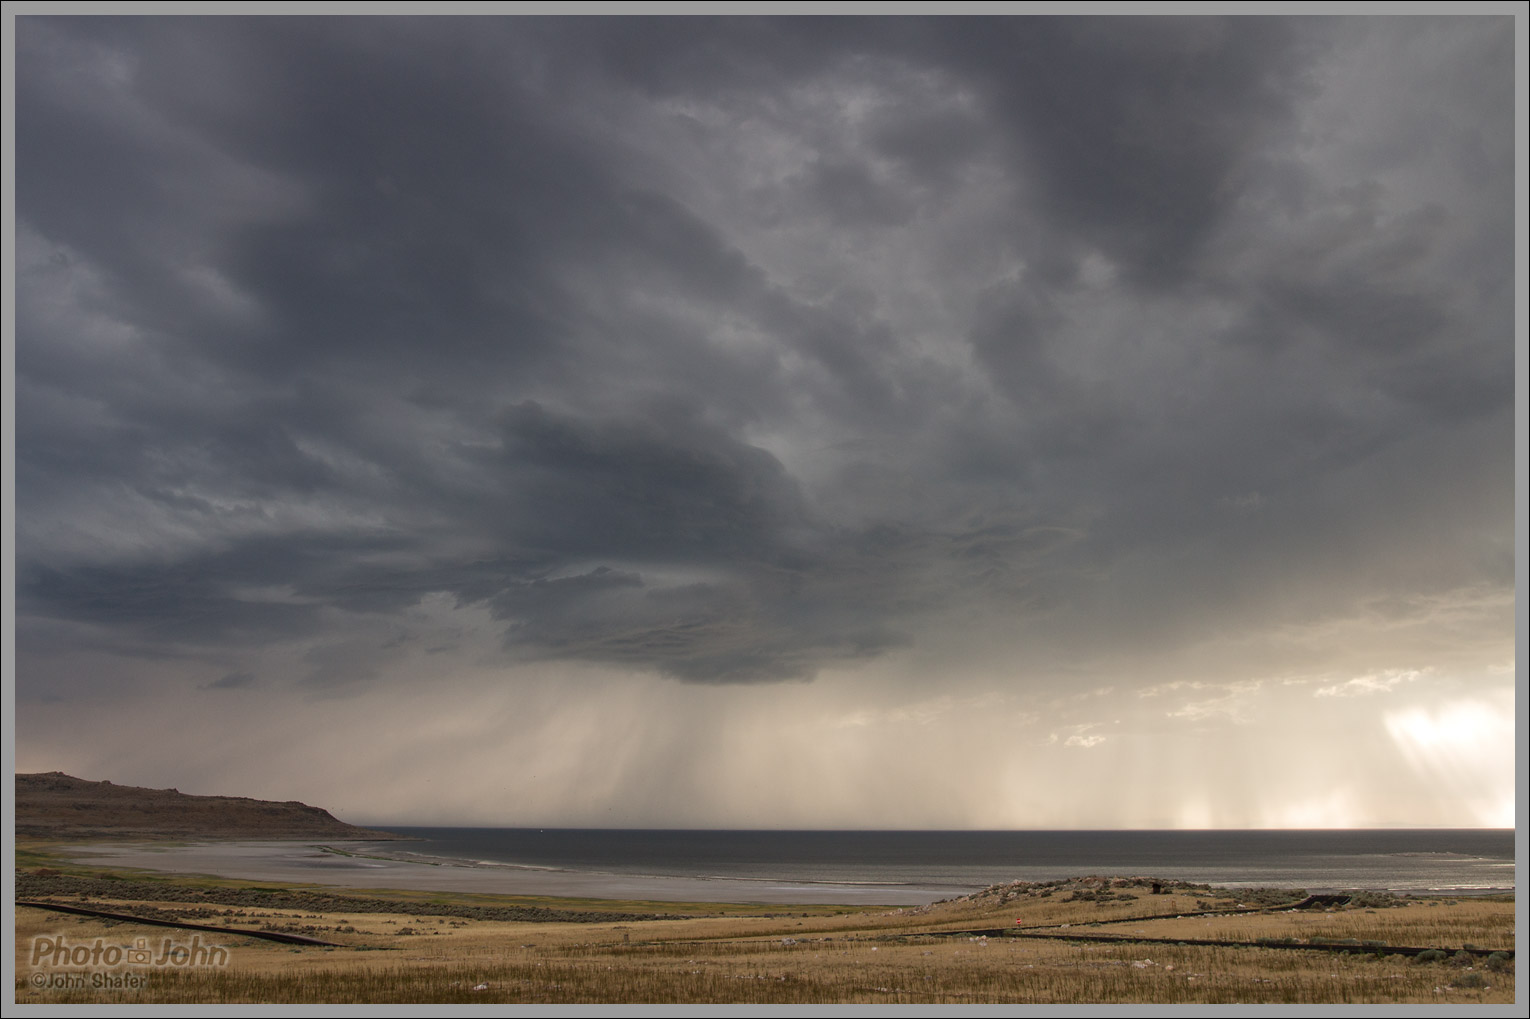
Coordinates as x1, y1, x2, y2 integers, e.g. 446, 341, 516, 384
15, 771, 403, 841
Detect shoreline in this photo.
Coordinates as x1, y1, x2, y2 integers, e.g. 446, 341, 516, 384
48, 839, 972, 906
15, 862, 1516, 1005
35, 837, 1515, 907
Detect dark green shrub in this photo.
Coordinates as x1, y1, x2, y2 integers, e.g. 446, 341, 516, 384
1229, 887, 1305, 907
1346, 890, 1403, 909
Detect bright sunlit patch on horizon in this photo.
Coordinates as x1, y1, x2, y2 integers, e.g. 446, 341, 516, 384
1385, 695, 1516, 827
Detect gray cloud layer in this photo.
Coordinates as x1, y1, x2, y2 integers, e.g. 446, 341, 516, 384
16, 16, 1515, 694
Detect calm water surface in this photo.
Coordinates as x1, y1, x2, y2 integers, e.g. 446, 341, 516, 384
367, 828, 1514, 898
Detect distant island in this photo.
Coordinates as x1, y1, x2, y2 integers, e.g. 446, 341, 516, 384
14, 771, 403, 841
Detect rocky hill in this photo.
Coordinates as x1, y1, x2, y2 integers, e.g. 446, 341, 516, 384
15, 772, 403, 840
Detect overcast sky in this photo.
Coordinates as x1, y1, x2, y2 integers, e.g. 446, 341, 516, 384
11, 15, 1519, 829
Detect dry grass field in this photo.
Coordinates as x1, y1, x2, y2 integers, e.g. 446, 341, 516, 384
11, 855, 1517, 1005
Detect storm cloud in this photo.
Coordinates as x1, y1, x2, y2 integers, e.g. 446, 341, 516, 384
12, 15, 1517, 827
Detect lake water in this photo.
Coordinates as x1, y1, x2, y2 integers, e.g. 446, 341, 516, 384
369, 827, 1515, 901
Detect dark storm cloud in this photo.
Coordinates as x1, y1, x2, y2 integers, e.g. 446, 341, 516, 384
15, 16, 1514, 693
918, 16, 1318, 287
485, 400, 811, 563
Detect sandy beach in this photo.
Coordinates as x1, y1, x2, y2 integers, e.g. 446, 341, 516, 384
57, 840, 959, 905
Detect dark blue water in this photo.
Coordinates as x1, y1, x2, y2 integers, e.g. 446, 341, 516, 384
366, 828, 1515, 897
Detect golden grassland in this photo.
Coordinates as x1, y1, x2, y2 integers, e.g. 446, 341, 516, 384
11, 848, 1518, 1005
